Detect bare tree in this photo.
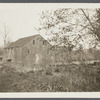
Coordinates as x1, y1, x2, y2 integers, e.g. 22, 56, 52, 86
37, 8, 100, 65
38, 8, 96, 48
0, 25, 11, 47
79, 8, 100, 48
37, 8, 90, 64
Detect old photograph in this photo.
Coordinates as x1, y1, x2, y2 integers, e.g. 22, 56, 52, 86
0, 3, 100, 92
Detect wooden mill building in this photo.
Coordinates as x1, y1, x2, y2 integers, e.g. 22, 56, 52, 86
3, 34, 53, 70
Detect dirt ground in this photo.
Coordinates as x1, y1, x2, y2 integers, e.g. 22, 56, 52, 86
0, 64, 100, 92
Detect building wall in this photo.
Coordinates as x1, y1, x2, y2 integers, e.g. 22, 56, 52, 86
3, 48, 15, 62
4, 35, 69, 71
14, 47, 22, 63
20, 35, 52, 71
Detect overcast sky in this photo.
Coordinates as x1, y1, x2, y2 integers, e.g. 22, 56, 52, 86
0, 3, 99, 47
0, 4, 58, 46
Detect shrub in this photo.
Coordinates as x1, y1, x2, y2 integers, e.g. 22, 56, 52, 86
45, 67, 53, 75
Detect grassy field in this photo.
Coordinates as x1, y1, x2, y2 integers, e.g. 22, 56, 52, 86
0, 64, 100, 92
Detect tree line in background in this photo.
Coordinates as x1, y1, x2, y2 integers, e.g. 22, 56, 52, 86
38, 8, 100, 48
37, 8, 100, 62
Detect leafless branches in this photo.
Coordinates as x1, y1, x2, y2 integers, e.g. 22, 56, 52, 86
0, 25, 11, 47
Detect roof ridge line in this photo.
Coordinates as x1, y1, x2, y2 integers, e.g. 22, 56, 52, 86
5, 34, 40, 49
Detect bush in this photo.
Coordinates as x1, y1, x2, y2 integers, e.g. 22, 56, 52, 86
54, 65, 65, 73
45, 67, 53, 75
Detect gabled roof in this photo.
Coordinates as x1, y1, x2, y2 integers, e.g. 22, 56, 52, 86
5, 34, 40, 49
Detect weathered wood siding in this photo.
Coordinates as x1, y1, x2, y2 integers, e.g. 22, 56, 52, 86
14, 47, 22, 63
20, 35, 52, 70
3, 48, 15, 62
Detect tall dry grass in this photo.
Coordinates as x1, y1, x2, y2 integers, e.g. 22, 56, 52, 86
0, 63, 100, 92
